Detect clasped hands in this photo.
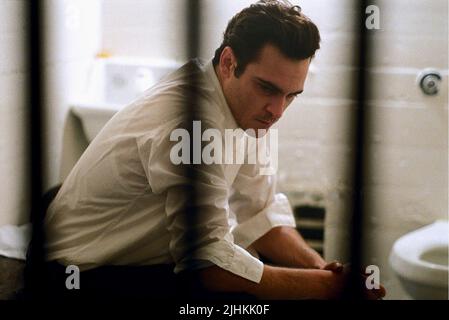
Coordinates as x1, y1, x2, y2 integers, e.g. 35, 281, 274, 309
320, 261, 386, 300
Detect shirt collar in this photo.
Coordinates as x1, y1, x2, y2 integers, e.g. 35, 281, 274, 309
204, 58, 239, 130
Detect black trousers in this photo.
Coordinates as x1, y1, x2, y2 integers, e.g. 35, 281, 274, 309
40, 261, 256, 301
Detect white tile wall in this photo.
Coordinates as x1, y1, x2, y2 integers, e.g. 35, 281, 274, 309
0, 31, 26, 74
0, 0, 102, 226
370, 103, 448, 149
101, 0, 188, 61
199, 0, 254, 58
0, 0, 26, 34
0, 0, 28, 226
372, 34, 448, 69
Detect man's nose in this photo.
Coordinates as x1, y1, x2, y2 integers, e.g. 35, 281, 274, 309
265, 96, 286, 119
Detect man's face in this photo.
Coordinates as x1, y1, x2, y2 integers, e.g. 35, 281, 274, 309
218, 44, 310, 131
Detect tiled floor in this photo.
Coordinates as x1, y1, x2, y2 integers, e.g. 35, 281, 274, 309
0, 256, 25, 300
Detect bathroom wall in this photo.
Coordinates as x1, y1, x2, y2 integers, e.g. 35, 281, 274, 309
360, 0, 448, 299
101, 0, 188, 61
0, 0, 28, 226
0, 0, 102, 226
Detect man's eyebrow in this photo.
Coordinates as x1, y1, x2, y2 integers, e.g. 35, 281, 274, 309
255, 77, 303, 95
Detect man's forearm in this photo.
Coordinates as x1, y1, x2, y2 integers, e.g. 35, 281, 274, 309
251, 226, 326, 269
198, 264, 338, 300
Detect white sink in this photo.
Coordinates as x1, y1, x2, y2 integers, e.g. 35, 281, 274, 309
71, 100, 120, 142
71, 57, 181, 142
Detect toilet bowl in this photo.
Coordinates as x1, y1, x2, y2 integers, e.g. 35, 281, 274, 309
389, 220, 448, 300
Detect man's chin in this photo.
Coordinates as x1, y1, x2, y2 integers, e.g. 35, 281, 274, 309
245, 125, 271, 138
236, 120, 273, 137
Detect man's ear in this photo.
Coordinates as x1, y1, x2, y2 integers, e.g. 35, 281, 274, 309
219, 46, 236, 79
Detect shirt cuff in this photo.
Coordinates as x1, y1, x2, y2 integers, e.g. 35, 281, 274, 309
232, 193, 296, 249
173, 240, 264, 283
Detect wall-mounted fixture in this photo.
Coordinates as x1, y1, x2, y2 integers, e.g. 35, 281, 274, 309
72, 57, 181, 142
416, 68, 442, 96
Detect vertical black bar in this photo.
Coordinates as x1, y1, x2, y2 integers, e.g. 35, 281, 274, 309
187, 0, 201, 60
347, 0, 372, 299
184, 0, 201, 295
24, 0, 46, 299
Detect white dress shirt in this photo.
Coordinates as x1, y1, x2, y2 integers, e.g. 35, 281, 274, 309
44, 58, 296, 283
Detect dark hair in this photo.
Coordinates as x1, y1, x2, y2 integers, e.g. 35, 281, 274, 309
212, 0, 321, 77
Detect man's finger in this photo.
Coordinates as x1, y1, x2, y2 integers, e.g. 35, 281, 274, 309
323, 261, 344, 273
365, 285, 386, 300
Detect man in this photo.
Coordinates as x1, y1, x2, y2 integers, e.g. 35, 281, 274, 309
43, 0, 385, 299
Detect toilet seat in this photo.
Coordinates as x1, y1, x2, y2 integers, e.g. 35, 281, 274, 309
389, 221, 448, 287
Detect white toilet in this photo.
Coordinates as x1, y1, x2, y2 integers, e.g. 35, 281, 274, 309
389, 220, 448, 300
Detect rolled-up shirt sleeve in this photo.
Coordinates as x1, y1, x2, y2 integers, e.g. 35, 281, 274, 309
139, 121, 264, 283
229, 162, 296, 250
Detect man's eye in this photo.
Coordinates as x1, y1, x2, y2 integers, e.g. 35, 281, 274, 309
260, 85, 275, 94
